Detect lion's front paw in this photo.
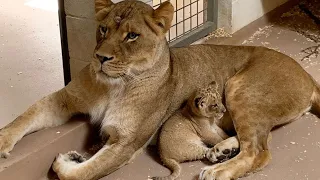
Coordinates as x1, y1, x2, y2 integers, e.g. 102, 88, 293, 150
0, 131, 16, 158
199, 165, 232, 180
52, 151, 85, 180
67, 151, 86, 163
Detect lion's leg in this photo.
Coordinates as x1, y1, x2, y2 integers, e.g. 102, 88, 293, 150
0, 89, 76, 157
52, 135, 137, 180
206, 136, 240, 163
206, 133, 271, 164
199, 115, 272, 180
52, 118, 151, 180
53, 142, 131, 180
199, 67, 311, 180
199, 72, 278, 180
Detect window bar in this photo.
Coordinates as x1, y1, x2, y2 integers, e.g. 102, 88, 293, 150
170, 10, 204, 28
196, 0, 199, 28
203, 0, 206, 23
183, 0, 185, 36
176, 0, 178, 41
175, 1, 198, 11
190, 3, 192, 32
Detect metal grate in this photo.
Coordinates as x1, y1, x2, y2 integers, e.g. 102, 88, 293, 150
152, 0, 208, 43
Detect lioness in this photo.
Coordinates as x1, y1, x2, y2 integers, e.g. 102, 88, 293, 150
154, 81, 228, 180
0, 0, 319, 180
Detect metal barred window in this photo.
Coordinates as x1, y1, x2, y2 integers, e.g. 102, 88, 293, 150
146, 0, 217, 47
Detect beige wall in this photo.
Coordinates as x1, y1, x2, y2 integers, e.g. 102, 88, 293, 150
217, 0, 289, 33
231, 0, 288, 33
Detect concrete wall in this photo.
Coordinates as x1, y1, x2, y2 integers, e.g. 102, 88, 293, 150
232, 0, 288, 33
217, 0, 289, 33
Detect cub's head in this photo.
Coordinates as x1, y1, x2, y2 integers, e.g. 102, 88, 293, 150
190, 81, 226, 119
92, 0, 174, 82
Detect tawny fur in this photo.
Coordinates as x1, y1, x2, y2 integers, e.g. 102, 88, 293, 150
0, 0, 319, 180
153, 81, 228, 180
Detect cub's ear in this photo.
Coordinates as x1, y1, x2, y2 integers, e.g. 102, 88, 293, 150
95, 0, 114, 21
209, 81, 218, 89
153, 1, 174, 33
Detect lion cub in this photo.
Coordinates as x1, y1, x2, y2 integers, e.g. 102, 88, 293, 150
153, 81, 228, 180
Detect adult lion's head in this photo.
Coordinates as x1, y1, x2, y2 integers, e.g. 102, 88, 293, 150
91, 0, 174, 82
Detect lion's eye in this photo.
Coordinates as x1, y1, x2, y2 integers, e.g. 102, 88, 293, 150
100, 26, 108, 36
126, 32, 139, 41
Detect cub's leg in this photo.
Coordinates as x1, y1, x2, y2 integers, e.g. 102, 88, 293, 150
0, 89, 77, 157
153, 143, 210, 180
200, 125, 229, 148
211, 124, 229, 140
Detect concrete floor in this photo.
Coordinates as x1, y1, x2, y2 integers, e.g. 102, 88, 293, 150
0, 0, 64, 129
1, 0, 320, 180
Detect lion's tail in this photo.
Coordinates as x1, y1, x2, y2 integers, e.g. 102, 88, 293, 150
311, 78, 320, 117
151, 158, 181, 180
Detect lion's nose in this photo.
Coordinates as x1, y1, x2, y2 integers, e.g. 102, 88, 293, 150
96, 54, 114, 64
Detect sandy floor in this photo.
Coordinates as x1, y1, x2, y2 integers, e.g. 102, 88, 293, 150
0, 0, 64, 128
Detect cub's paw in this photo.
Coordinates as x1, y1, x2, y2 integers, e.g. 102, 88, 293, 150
0, 131, 16, 158
206, 137, 239, 163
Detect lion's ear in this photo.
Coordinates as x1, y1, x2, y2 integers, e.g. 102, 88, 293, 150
95, 0, 114, 13
95, 0, 114, 21
153, 1, 174, 33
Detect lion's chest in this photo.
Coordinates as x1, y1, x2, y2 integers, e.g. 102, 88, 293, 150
89, 92, 135, 133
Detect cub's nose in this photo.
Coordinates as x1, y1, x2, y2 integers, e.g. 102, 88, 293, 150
96, 54, 114, 64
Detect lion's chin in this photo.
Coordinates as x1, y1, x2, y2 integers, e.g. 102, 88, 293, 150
96, 70, 123, 85
97, 68, 123, 77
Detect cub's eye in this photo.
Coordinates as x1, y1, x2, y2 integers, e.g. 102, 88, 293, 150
99, 26, 108, 36
209, 104, 218, 109
126, 32, 140, 42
